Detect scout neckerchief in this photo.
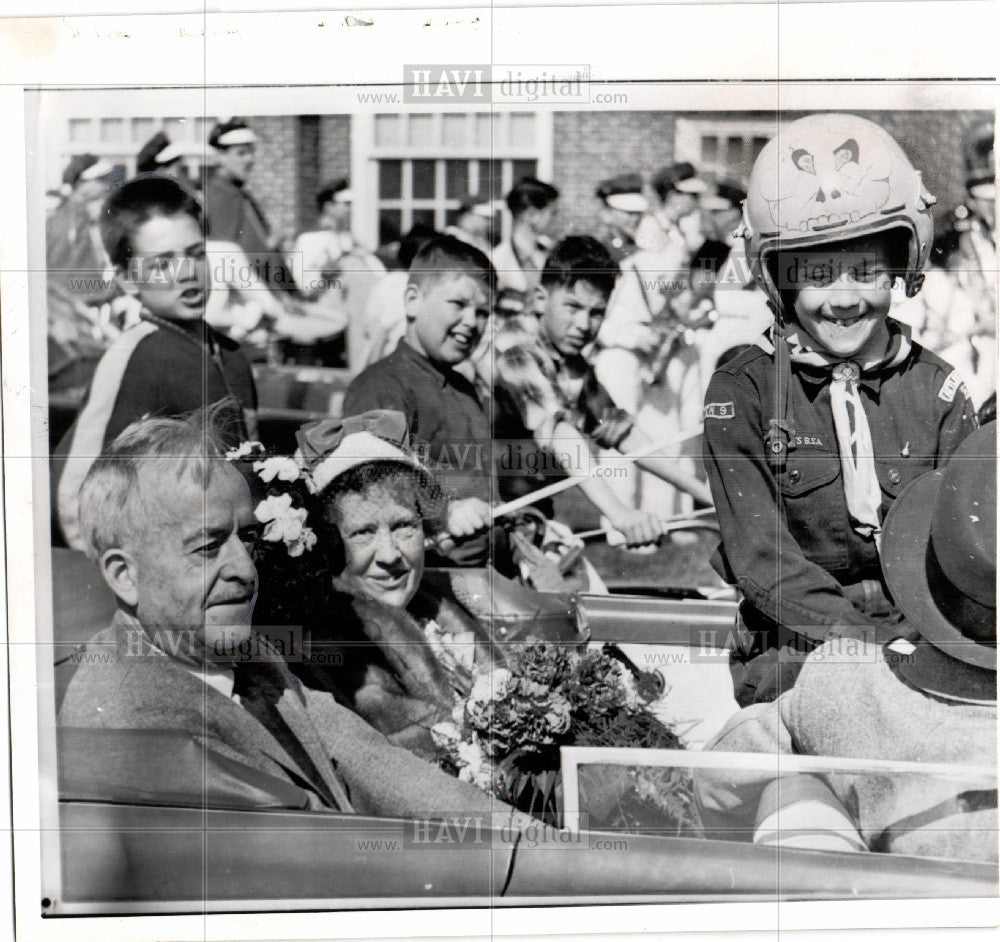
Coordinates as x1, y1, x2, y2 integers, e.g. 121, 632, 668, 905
139, 311, 248, 438
757, 321, 912, 544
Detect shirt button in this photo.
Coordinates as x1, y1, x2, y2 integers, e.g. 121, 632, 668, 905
888, 469, 902, 485
788, 469, 801, 484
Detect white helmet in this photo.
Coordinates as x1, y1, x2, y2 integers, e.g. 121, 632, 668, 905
743, 113, 936, 312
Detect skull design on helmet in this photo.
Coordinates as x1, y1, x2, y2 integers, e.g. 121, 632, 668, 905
763, 137, 892, 232
743, 114, 936, 313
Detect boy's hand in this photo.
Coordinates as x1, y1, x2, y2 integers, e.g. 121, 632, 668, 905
593, 407, 634, 450
446, 498, 492, 539
605, 508, 666, 548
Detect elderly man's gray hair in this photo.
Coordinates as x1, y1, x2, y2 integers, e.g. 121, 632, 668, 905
77, 414, 243, 562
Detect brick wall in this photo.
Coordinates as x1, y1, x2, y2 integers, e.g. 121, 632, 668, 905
311, 114, 351, 232
867, 109, 993, 222
239, 114, 352, 236
244, 116, 301, 238
297, 116, 322, 229
552, 111, 678, 236
318, 114, 352, 203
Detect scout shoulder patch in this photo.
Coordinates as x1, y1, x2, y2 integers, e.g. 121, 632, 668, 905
938, 370, 967, 404
704, 401, 735, 420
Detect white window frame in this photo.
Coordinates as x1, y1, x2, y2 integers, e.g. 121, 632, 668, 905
45, 110, 221, 192
674, 116, 782, 180
352, 111, 553, 249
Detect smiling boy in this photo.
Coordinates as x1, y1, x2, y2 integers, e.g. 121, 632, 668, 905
703, 114, 978, 706
343, 234, 500, 567
55, 174, 258, 550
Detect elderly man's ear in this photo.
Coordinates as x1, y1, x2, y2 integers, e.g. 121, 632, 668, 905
99, 549, 141, 609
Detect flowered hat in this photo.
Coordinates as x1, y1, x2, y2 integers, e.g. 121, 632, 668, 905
295, 410, 427, 495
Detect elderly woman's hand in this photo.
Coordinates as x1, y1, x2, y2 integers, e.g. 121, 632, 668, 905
445, 498, 492, 540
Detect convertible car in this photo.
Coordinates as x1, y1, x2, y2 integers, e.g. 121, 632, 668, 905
44, 548, 998, 914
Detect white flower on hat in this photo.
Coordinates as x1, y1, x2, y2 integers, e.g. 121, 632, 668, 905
253, 455, 303, 483
254, 493, 316, 555
286, 526, 317, 558
225, 440, 264, 461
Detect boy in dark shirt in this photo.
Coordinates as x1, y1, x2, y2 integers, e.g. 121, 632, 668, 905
55, 174, 258, 549
343, 235, 498, 567
702, 114, 978, 706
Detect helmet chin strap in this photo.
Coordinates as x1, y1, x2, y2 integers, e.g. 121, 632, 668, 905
905, 270, 925, 298
765, 310, 797, 472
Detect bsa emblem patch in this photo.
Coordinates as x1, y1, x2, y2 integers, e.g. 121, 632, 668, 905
938, 370, 965, 404
704, 402, 736, 420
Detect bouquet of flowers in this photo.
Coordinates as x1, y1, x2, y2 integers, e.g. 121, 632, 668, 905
431, 641, 703, 834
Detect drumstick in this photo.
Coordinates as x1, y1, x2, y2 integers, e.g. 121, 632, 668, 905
426, 428, 707, 551
574, 507, 717, 543
488, 429, 707, 520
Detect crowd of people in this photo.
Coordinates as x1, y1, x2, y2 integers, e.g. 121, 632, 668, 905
48, 112, 997, 864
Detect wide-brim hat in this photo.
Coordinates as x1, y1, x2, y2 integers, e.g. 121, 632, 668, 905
881, 423, 996, 700
295, 410, 428, 495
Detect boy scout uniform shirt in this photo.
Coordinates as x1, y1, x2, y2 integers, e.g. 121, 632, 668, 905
702, 341, 978, 639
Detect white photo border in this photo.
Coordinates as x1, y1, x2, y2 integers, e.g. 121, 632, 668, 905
2, 5, 999, 942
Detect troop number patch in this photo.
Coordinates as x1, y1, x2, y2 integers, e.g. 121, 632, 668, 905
704, 402, 736, 420
938, 370, 964, 403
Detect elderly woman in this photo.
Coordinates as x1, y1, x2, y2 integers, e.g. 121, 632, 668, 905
282, 410, 513, 760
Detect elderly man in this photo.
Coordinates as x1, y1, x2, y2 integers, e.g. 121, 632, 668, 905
58, 414, 523, 821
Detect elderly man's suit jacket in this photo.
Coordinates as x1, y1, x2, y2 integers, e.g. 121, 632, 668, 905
58, 612, 507, 820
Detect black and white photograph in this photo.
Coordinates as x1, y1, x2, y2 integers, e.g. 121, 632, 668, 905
1, 4, 998, 941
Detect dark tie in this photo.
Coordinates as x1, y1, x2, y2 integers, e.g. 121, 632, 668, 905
232, 664, 350, 811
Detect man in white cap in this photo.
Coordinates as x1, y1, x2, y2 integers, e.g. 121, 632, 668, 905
290, 179, 357, 288
135, 131, 188, 180
636, 161, 708, 255
201, 120, 330, 345
591, 173, 662, 417
203, 119, 273, 264
701, 424, 997, 863
594, 173, 649, 262
287, 179, 386, 368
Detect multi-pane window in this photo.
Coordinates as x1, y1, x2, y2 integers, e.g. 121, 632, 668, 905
674, 117, 780, 182
368, 112, 544, 245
